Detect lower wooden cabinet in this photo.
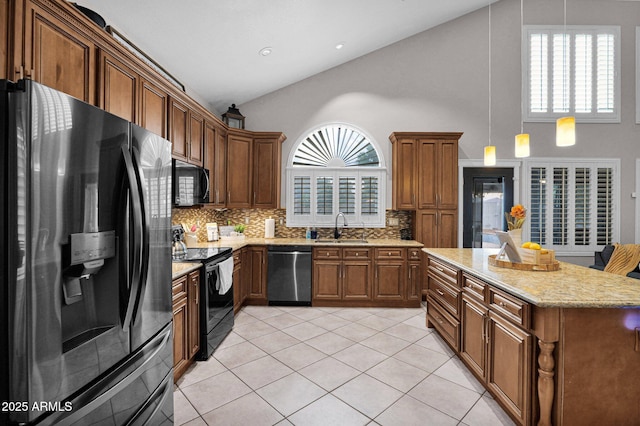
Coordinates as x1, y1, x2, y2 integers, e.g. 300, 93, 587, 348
172, 269, 200, 382
313, 246, 420, 308
427, 258, 533, 425
248, 246, 267, 303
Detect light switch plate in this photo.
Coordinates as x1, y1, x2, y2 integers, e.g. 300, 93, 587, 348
388, 218, 399, 226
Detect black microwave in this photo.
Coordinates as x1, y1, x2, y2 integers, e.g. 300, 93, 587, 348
172, 159, 210, 206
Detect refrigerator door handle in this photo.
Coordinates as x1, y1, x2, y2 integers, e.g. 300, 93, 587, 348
36, 324, 172, 426
121, 146, 144, 332
130, 147, 150, 325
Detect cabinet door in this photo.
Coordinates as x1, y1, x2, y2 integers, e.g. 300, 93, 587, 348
438, 210, 458, 248
373, 262, 405, 301
408, 261, 421, 301
211, 127, 227, 206
169, 98, 189, 162
342, 261, 372, 301
392, 138, 417, 210
415, 210, 437, 248
252, 137, 280, 208
233, 250, 243, 312
417, 139, 437, 209
203, 121, 216, 203
313, 261, 342, 300
140, 79, 167, 138
172, 296, 188, 377
226, 133, 252, 208
460, 293, 488, 381
99, 51, 137, 122
249, 247, 267, 300
188, 110, 204, 166
24, 1, 95, 103
487, 312, 532, 425
438, 140, 458, 209
187, 271, 200, 359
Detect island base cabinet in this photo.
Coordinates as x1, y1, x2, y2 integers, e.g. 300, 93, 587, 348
486, 311, 532, 426
552, 308, 640, 426
426, 295, 460, 351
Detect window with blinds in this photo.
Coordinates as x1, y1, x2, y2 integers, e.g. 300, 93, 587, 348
524, 25, 620, 123
286, 124, 386, 227
526, 160, 619, 254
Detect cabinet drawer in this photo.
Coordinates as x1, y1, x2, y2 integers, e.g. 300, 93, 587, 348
408, 248, 422, 261
375, 247, 406, 260
428, 275, 460, 318
343, 247, 371, 260
314, 247, 341, 259
462, 273, 486, 301
489, 287, 531, 329
427, 295, 460, 351
427, 257, 459, 288
233, 250, 241, 265
172, 275, 188, 301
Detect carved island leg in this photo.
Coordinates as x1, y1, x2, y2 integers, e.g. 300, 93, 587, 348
537, 340, 555, 426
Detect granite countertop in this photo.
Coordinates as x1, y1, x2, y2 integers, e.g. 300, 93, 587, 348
423, 248, 640, 308
171, 238, 422, 279
171, 262, 202, 280
186, 237, 423, 252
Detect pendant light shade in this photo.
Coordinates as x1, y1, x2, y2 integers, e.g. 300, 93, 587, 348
515, 133, 530, 157
556, 116, 575, 147
484, 145, 496, 166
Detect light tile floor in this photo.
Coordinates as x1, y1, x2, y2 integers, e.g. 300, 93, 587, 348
173, 304, 515, 426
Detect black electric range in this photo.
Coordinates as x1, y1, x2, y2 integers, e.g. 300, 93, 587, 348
172, 246, 234, 360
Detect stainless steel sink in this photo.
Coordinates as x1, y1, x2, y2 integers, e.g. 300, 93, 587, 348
314, 239, 368, 244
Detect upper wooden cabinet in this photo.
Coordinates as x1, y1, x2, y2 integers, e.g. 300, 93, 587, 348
99, 51, 137, 122
390, 132, 461, 211
226, 132, 253, 208
204, 122, 227, 207
223, 129, 285, 209
253, 133, 285, 209
169, 98, 203, 166
19, 0, 96, 103
140, 78, 168, 138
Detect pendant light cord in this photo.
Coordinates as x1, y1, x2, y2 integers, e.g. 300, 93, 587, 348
520, 0, 524, 134
488, 3, 492, 146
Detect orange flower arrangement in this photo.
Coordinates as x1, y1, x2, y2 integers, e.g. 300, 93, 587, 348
505, 204, 526, 230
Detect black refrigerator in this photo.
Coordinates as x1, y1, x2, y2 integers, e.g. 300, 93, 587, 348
0, 79, 174, 425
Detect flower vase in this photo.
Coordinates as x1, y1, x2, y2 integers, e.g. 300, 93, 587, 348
508, 228, 523, 248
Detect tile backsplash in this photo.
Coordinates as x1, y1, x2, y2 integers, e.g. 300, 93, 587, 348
172, 207, 412, 242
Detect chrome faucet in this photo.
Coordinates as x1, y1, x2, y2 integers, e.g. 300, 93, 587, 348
334, 212, 348, 239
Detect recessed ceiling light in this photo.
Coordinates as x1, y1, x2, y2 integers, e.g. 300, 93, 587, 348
335, 43, 345, 50
259, 47, 272, 56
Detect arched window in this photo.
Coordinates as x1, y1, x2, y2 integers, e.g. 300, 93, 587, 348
286, 124, 386, 227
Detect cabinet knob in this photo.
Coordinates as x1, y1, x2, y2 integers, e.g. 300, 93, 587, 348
356, 253, 359, 256
388, 252, 391, 256
326, 252, 329, 257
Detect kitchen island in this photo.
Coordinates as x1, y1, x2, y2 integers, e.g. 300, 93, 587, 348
423, 248, 640, 426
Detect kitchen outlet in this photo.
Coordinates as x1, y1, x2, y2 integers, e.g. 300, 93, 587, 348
245, 216, 250, 224
388, 217, 399, 226
279, 217, 284, 225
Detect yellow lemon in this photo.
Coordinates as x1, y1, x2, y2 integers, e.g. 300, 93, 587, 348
530, 243, 541, 250
521, 242, 531, 249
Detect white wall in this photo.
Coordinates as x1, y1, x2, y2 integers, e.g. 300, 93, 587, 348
240, 0, 640, 244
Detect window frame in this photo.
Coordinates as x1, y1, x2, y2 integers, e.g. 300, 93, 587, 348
523, 25, 621, 123
286, 123, 386, 228
523, 158, 620, 256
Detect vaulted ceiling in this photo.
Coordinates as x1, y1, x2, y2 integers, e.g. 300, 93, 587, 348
74, 0, 499, 112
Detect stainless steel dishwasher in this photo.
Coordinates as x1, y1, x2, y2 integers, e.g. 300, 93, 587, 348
267, 245, 312, 306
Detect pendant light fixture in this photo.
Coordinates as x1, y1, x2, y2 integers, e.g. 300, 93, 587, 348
515, 0, 530, 158
484, 3, 496, 166
556, 0, 576, 147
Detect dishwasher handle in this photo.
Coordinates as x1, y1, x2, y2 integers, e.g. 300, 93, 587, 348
269, 251, 311, 256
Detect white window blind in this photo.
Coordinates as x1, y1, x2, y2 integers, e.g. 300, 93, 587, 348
524, 25, 620, 123
286, 124, 386, 228
526, 159, 619, 255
